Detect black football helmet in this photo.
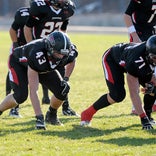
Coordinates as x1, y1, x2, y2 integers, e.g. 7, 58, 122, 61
146, 35, 156, 66
49, 0, 70, 8
45, 31, 71, 59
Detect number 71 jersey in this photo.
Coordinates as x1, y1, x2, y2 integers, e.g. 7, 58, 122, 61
107, 42, 154, 83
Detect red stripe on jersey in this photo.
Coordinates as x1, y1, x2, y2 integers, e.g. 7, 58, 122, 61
9, 67, 19, 85
102, 49, 114, 84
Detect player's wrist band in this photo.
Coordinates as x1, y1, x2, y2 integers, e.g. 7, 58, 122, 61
128, 25, 136, 34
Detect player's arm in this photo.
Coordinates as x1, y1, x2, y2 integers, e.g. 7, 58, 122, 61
127, 72, 154, 130
124, 0, 141, 43
126, 73, 144, 115
24, 1, 39, 42
64, 60, 76, 79
9, 27, 18, 46
9, 10, 21, 48
28, 65, 43, 116
60, 19, 69, 33
64, 44, 78, 80
24, 25, 33, 42
124, 14, 141, 43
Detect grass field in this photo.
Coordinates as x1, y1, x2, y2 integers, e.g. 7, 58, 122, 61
0, 31, 156, 156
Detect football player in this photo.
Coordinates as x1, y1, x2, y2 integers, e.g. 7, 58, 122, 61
24, 0, 78, 116
81, 35, 156, 130
124, 0, 156, 114
0, 31, 78, 130
6, 7, 30, 117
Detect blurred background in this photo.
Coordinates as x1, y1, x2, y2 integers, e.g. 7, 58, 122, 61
0, 0, 130, 28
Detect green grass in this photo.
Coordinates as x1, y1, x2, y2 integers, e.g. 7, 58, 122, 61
0, 31, 156, 156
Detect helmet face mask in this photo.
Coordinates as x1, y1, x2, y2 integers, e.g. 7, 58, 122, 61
146, 35, 156, 66
49, 0, 70, 8
148, 53, 156, 66
46, 31, 71, 60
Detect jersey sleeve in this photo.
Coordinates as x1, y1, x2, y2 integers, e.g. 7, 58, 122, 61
124, 0, 139, 15
59, 44, 78, 66
60, 19, 69, 31
25, 2, 41, 28
126, 60, 153, 83
11, 10, 21, 31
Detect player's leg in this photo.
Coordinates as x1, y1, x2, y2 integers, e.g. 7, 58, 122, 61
8, 65, 28, 118
6, 72, 11, 95
58, 67, 79, 116
0, 62, 28, 117
41, 84, 50, 104
81, 53, 126, 126
39, 70, 69, 125
144, 94, 156, 125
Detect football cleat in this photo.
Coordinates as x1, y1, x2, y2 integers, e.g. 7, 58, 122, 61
62, 107, 80, 117
80, 121, 91, 127
45, 111, 63, 126
9, 108, 22, 118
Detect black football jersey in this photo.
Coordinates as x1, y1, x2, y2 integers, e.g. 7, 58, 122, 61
25, 0, 75, 39
109, 42, 154, 83
11, 7, 29, 45
13, 39, 78, 73
125, 0, 156, 31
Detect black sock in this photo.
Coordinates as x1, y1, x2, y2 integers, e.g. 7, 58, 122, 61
143, 94, 155, 118
49, 106, 57, 113
93, 94, 110, 110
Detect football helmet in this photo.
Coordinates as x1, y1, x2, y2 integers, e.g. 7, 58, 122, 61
49, 0, 70, 8
46, 31, 71, 59
146, 35, 156, 66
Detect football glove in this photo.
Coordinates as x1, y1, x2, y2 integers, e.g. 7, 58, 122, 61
141, 116, 153, 130
61, 80, 70, 96
141, 82, 155, 96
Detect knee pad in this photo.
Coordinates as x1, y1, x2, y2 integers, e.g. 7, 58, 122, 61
53, 80, 70, 101
53, 91, 67, 101
13, 91, 28, 104
110, 89, 126, 102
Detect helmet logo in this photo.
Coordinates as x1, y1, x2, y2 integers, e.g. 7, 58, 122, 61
48, 35, 55, 46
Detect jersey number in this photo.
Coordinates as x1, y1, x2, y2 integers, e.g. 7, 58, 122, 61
36, 52, 46, 64
34, 0, 46, 6
148, 5, 156, 23
20, 8, 29, 16
135, 56, 145, 69
40, 22, 63, 38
